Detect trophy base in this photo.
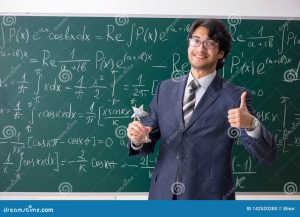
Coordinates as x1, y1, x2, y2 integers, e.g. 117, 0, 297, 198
132, 138, 151, 144
142, 138, 151, 143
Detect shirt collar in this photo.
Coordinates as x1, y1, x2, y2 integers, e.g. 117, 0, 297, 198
186, 70, 217, 91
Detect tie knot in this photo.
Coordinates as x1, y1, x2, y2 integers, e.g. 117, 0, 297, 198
189, 79, 200, 92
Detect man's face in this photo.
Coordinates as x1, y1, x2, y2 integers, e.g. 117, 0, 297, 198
188, 26, 224, 73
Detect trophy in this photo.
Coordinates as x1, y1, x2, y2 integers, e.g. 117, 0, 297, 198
131, 105, 151, 143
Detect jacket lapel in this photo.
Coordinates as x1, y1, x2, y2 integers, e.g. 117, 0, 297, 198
174, 75, 189, 127
184, 74, 224, 131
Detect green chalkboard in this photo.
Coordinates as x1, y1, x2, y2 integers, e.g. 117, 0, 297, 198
0, 16, 299, 193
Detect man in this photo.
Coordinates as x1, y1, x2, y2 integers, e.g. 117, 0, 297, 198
127, 19, 276, 200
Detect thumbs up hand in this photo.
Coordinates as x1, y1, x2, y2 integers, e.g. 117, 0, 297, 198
227, 91, 254, 128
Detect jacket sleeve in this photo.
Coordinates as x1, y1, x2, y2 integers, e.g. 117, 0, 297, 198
239, 91, 277, 164
128, 82, 162, 156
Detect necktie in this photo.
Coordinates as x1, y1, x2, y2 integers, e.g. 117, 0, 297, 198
183, 79, 201, 126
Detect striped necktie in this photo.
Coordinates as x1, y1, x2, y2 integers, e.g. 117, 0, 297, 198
183, 79, 201, 126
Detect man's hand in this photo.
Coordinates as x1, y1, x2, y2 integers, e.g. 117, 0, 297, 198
227, 91, 254, 128
127, 121, 152, 146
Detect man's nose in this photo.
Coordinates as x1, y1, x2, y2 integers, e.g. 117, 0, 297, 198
195, 43, 206, 51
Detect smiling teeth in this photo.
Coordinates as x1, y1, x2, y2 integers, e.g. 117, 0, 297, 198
195, 54, 206, 58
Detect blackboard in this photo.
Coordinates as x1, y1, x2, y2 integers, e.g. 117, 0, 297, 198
0, 16, 299, 193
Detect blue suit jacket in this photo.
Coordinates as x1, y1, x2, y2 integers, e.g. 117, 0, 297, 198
129, 73, 276, 200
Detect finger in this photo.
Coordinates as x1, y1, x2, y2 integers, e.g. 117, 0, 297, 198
127, 128, 138, 137
129, 122, 146, 134
239, 91, 247, 108
131, 126, 145, 135
228, 120, 239, 127
228, 108, 239, 115
133, 121, 148, 132
127, 128, 136, 140
128, 121, 142, 129
229, 113, 241, 120
230, 123, 240, 128
227, 114, 236, 119
228, 119, 236, 124
128, 131, 141, 140
228, 118, 238, 124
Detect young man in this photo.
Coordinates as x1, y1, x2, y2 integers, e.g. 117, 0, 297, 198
127, 19, 276, 200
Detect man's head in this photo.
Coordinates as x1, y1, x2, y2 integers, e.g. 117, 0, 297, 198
187, 19, 232, 73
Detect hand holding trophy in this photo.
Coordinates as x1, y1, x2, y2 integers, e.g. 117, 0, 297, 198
130, 105, 151, 144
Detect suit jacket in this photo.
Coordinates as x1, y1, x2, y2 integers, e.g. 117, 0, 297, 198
129, 73, 276, 200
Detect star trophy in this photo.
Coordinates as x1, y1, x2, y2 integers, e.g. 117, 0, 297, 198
131, 105, 151, 144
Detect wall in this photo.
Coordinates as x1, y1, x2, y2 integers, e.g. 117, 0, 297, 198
0, 0, 299, 18
0, 0, 299, 200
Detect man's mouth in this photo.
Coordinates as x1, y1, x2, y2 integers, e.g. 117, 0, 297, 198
193, 53, 207, 59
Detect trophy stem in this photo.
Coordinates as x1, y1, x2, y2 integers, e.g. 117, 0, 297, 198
131, 105, 151, 143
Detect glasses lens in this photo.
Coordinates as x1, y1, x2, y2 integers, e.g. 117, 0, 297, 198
189, 38, 196, 46
190, 37, 200, 46
204, 40, 217, 48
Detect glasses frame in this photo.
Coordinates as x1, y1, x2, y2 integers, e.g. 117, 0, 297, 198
189, 37, 219, 49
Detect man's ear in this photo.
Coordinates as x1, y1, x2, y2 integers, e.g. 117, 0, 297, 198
218, 50, 225, 59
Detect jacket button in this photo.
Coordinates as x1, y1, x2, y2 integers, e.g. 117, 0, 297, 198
176, 155, 183, 161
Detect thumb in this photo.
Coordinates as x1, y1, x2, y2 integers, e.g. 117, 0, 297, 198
239, 91, 247, 108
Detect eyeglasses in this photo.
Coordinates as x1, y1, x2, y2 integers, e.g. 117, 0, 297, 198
189, 37, 218, 49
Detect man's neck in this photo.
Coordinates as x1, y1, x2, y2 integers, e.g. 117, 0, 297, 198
191, 68, 216, 79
